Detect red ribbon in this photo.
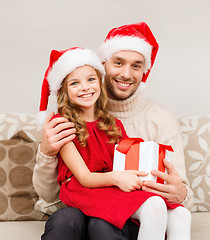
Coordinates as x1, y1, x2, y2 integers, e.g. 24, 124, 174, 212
157, 144, 174, 184
116, 138, 144, 170
116, 138, 174, 184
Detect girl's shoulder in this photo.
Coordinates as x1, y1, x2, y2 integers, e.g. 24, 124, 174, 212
114, 118, 123, 127
114, 118, 128, 138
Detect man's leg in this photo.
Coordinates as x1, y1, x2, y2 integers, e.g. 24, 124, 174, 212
88, 217, 139, 240
41, 207, 88, 240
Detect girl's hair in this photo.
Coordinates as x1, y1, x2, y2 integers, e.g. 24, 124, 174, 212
57, 68, 122, 147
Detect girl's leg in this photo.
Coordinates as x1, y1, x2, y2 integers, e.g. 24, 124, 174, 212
167, 207, 191, 240
131, 196, 167, 240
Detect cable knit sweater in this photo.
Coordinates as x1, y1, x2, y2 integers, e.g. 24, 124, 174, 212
33, 91, 193, 210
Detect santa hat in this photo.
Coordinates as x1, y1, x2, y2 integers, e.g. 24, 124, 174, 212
98, 22, 159, 84
37, 47, 105, 126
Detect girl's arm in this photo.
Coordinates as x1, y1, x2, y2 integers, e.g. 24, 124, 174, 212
60, 141, 147, 192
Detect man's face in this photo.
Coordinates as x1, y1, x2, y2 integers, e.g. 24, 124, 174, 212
103, 50, 145, 100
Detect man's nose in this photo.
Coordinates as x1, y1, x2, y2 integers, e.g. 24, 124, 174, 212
120, 65, 131, 79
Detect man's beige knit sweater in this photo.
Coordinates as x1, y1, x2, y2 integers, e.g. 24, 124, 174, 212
33, 91, 193, 210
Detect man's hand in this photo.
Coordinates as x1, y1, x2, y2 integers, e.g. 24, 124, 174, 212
142, 159, 187, 204
40, 112, 76, 156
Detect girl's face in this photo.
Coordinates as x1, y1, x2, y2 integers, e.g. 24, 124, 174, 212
66, 65, 101, 113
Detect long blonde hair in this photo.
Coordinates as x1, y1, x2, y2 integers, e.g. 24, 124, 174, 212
57, 68, 122, 147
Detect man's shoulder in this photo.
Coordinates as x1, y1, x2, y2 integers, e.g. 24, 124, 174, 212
139, 94, 181, 140
141, 94, 177, 123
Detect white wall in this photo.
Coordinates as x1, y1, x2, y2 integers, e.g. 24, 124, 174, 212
0, 0, 209, 117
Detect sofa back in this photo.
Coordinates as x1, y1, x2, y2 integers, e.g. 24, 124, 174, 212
0, 113, 209, 221
179, 116, 210, 212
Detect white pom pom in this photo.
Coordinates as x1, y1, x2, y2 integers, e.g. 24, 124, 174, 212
139, 82, 148, 94
36, 111, 49, 128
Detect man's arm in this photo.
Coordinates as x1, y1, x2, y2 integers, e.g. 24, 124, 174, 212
40, 112, 76, 156
33, 146, 60, 203
32, 112, 76, 203
142, 132, 193, 210
142, 159, 189, 205
140, 106, 193, 209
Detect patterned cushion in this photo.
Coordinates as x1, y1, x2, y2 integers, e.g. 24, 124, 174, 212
0, 131, 48, 221
179, 116, 210, 212
0, 113, 41, 141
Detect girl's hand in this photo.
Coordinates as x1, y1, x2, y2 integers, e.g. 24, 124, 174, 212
113, 170, 148, 192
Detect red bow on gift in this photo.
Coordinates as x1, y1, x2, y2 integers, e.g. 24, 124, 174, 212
116, 138, 174, 184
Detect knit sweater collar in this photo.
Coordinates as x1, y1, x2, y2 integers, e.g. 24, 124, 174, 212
107, 90, 148, 119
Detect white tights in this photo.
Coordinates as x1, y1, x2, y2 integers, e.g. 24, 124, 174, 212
131, 196, 191, 240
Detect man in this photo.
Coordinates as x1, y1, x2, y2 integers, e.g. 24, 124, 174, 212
33, 22, 193, 240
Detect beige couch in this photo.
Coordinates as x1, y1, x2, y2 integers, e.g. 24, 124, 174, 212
0, 113, 209, 240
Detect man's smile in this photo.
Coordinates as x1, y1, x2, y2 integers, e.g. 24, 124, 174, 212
114, 79, 133, 89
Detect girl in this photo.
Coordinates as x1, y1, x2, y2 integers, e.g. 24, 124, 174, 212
39, 47, 191, 240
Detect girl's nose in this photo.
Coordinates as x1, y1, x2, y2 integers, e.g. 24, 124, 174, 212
81, 82, 90, 91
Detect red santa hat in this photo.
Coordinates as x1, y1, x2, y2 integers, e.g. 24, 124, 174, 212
98, 22, 159, 84
37, 47, 105, 126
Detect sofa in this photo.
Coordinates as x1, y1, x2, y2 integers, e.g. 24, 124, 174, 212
0, 112, 209, 240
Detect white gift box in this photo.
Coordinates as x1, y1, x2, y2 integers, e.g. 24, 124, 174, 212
113, 139, 173, 183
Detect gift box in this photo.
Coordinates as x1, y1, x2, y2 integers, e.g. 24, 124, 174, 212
113, 138, 174, 184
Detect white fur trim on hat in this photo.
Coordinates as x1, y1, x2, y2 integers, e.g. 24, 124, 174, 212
47, 48, 105, 95
139, 81, 147, 93
98, 36, 152, 74
36, 110, 49, 128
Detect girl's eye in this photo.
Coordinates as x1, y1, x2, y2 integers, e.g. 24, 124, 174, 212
70, 82, 78, 86
88, 78, 95, 82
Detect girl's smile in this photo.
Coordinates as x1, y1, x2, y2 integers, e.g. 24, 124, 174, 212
79, 92, 95, 98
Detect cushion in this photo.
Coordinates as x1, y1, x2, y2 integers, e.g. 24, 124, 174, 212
179, 116, 210, 212
0, 131, 48, 221
0, 113, 41, 141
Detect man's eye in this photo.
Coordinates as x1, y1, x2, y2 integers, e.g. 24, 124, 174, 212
133, 64, 141, 69
115, 62, 122, 66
